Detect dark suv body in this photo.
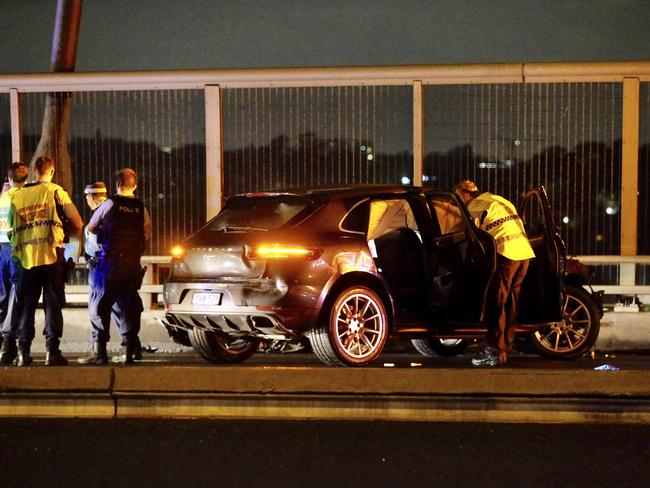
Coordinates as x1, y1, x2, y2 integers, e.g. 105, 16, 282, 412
161, 185, 601, 366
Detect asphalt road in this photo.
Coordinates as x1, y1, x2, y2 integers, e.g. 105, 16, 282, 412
0, 418, 648, 487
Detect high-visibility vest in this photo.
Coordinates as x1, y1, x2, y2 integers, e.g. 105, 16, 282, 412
11, 181, 66, 269
468, 192, 535, 261
0, 187, 18, 244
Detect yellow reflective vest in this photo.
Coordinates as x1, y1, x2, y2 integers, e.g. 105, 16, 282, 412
10, 181, 67, 269
0, 187, 18, 244
468, 192, 535, 261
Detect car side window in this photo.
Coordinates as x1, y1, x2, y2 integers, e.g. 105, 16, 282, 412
367, 198, 420, 240
340, 200, 369, 234
428, 194, 467, 235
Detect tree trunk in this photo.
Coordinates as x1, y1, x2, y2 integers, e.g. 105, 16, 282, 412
31, 0, 83, 194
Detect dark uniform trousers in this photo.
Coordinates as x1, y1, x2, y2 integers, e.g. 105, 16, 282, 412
0, 243, 14, 325
484, 255, 530, 354
87, 262, 123, 335
1, 251, 66, 348
88, 254, 143, 345
0, 244, 22, 337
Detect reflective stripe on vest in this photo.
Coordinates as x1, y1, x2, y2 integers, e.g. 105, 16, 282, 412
468, 193, 535, 261
11, 182, 65, 269
0, 187, 17, 244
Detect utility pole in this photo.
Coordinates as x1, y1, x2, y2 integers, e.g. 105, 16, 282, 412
31, 0, 83, 193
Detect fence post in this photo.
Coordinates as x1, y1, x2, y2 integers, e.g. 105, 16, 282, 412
9, 88, 21, 162
621, 77, 640, 258
413, 80, 423, 186
205, 84, 223, 220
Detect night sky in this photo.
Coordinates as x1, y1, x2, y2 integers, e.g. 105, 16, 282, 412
0, 0, 648, 74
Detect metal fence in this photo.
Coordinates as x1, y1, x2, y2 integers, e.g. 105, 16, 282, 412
0, 63, 649, 288
19, 90, 206, 255
222, 86, 413, 196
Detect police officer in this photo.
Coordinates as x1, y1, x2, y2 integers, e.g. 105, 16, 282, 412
78, 181, 142, 364
81, 168, 151, 364
454, 180, 535, 366
0, 162, 29, 359
0, 155, 83, 366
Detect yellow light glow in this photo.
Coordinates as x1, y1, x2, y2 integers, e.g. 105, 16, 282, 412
171, 245, 186, 258
257, 245, 311, 258
248, 244, 322, 260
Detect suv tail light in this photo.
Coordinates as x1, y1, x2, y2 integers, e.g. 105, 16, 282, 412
171, 245, 186, 259
246, 244, 323, 260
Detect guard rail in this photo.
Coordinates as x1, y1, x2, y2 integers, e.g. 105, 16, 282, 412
63, 255, 650, 309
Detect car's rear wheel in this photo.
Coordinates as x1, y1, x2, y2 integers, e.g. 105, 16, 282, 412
530, 285, 600, 359
411, 338, 469, 357
188, 328, 258, 364
309, 286, 388, 366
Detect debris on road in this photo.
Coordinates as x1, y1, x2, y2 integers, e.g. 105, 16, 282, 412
594, 364, 620, 371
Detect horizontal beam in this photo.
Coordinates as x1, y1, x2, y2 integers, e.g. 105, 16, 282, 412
592, 286, 650, 295
1, 61, 649, 92
574, 255, 650, 264
524, 61, 650, 83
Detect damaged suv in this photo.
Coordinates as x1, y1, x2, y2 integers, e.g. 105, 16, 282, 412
161, 185, 601, 366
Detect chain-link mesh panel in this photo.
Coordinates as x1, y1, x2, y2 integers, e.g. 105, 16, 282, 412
424, 83, 623, 259
20, 90, 206, 255
221, 86, 413, 197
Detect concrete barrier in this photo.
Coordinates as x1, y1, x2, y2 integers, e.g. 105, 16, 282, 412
1, 365, 650, 423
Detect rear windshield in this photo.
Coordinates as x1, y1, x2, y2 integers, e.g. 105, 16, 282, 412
201, 195, 314, 233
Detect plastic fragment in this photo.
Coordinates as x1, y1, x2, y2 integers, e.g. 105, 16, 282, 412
594, 364, 620, 371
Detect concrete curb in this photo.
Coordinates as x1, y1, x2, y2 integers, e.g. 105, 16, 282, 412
2, 365, 650, 423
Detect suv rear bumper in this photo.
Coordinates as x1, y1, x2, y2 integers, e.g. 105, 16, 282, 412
162, 310, 297, 340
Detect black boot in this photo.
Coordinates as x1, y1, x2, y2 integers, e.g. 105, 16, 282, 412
45, 339, 68, 366
17, 342, 33, 367
132, 337, 143, 361
112, 343, 135, 364
119, 338, 143, 361
45, 350, 68, 366
0, 338, 17, 365
77, 342, 108, 365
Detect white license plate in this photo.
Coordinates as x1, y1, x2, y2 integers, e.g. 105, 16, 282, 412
192, 292, 222, 306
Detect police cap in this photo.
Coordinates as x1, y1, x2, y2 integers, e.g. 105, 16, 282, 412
84, 181, 107, 195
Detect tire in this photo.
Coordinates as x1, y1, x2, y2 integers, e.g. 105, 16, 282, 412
309, 286, 388, 366
188, 328, 258, 364
411, 338, 469, 357
530, 285, 600, 359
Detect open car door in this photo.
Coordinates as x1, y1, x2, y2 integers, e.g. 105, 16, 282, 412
425, 190, 496, 325
518, 186, 565, 324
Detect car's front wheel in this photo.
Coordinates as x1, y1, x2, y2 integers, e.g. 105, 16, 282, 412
530, 285, 600, 359
188, 328, 258, 364
309, 286, 388, 366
